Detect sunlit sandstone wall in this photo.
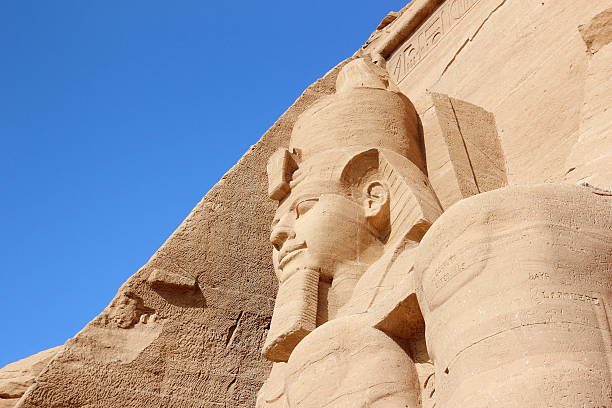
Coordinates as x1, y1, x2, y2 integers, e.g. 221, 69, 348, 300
8, 0, 612, 407
363, 0, 611, 208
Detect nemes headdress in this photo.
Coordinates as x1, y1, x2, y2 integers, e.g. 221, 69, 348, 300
267, 57, 440, 243
262, 58, 442, 363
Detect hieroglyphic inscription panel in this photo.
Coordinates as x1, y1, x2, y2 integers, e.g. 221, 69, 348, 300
388, 0, 482, 84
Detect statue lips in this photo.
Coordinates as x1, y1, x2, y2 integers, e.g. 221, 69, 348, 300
278, 241, 307, 270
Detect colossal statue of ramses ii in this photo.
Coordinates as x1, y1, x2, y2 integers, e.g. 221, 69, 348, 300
257, 57, 442, 407
257, 57, 611, 408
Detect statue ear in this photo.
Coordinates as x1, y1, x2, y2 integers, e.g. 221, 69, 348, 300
339, 149, 391, 241
364, 180, 390, 241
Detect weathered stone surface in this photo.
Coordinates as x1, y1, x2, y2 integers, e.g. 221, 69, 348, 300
0, 347, 60, 408
579, 7, 612, 54
415, 183, 611, 407
6, 0, 611, 406
430, 92, 507, 198
565, 6, 612, 190
369, 0, 612, 206
376, 11, 400, 30
147, 268, 197, 290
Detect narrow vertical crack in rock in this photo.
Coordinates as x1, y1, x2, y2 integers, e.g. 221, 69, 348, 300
438, 0, 509, 81
449, 98, 481, 193
225, 311, 244, 347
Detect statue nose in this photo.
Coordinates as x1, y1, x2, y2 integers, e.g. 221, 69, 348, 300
270, 226, 295, 251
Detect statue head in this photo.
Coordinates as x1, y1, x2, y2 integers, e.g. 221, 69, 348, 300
262, 58, 440, 362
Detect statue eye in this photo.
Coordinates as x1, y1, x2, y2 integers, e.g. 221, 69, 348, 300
295, 199, 317, 218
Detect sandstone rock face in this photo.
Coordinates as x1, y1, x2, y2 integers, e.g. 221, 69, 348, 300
7, 0, 611, 407
429, 92, 507, 197
566, 7, 612, 189
367, 0, 612, 207
0, 347, 60, 408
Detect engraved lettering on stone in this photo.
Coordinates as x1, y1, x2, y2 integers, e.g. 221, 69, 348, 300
388, 0, 483, 83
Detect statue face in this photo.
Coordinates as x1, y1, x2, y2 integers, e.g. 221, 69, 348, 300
270, 191, 381, 281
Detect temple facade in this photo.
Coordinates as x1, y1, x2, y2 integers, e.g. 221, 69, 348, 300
2, 1, 610, 407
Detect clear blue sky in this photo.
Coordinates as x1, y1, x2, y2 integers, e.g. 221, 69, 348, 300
0, 0, 408, 367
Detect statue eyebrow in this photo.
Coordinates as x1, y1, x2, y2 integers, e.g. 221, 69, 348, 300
271, 194, 319, 227
289, 195, 319, 210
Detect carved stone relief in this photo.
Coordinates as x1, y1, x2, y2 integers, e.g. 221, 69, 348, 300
5, 1, 610, 407
258, 57, 442, 407
258, 57, 611, 407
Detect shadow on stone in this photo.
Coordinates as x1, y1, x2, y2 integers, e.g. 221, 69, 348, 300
153, 286, 207, 309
